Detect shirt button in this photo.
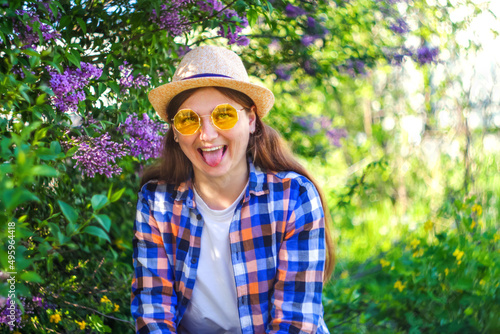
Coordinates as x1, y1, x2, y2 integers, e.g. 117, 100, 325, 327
191, 258, 197, 264
196, 214, 202, 220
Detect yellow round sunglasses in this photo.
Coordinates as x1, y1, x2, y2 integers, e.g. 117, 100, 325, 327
171, 103, 245, 135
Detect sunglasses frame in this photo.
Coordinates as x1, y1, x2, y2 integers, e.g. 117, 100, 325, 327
171, 104, 246, 136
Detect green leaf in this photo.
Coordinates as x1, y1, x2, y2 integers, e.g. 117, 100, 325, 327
31, 165, 59, 176
91, 194, 108, 211
35, 93, 47, 105
58, 200, 78, 225
50, 141, 62, 155
21, 271, 44, 283
108, 81, 120, 94
2, 188, 40, 211
83, 226, 111, 243
76, 17, 87, 34
67, 52, 81, 69
247, 8, 258, 27
66, 221, 77, 235
110, 187, 126, 203
21, 48, 41, 57
94, 214, 111, 232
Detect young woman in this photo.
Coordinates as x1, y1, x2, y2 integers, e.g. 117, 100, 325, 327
131, 45, 335, 334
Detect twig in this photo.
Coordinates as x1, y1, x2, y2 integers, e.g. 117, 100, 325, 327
62, 300, 134, 326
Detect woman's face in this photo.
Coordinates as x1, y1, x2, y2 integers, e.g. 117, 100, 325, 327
175, 87, 256, 182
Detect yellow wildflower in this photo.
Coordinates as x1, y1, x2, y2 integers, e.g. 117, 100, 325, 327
391, 265, 395, 271
340, 270, 349, 279
478, 220, 484, 229
441, 283, 446, 291
494, 232, 500, 242
49, 314, 61, 324
445, 268, 449, 276
453, 248, 464, 261
410, 239, 421, 249
479, 279, 485, 286
114, 303, 120, 312
412, 248, 424, 258
13, 332, 22, 334
75, 320, 86, 330
380, 259, 391, 268
471, 204, 482, 216
424, 220, 433, 232
470, 220, 476, 229
394, 280, 406, 292
100, 295, 111, 304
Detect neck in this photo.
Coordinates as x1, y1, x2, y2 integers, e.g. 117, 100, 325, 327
193, 170, 249, 210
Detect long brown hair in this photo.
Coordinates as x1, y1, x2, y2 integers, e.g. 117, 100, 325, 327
141, 87, 336, 281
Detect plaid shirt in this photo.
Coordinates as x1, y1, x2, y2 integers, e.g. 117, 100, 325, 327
131, 160, 330, 334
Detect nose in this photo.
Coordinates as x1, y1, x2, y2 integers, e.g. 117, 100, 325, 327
199, 116, 218, 141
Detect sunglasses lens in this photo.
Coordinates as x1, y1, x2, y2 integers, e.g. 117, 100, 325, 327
212, 104, 239, 130
174, 109, 200, 135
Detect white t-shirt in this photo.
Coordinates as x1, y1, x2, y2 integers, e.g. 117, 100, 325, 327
179, 184, 247, 334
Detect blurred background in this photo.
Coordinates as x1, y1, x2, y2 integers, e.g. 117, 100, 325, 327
1, 0, 499, 332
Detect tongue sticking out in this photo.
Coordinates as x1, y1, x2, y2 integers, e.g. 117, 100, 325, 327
202, 148, 224, 167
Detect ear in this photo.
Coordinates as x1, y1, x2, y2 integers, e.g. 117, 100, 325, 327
248, 106, 257, 133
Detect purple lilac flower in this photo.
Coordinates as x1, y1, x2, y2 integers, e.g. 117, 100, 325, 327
301, 35, 316, 46
275, 66, 291, 81
177, 45, 192, 57
285, 4, 307, 18
303, 60, 316, 76
295, 116, 347, 147
14, 9, 60, 48
197, 0, 224, 13
416, 46, 439, 65
217, 9, 250, 46
340, 59, 366, 77
71, 133, 129, 178
150, 0, 194, 37
118, 61, 151, 93
326, 128, 347, 147
0, 298, 22, 330
1, 295, 57, 330
119, 113, 167, 160
49, 62, 102, 113
390, 17, 410, 34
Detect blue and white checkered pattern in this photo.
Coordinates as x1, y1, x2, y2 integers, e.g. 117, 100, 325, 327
131, 160, 330, 333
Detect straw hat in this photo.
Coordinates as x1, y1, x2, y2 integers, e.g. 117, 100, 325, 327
148, 45, 275, 122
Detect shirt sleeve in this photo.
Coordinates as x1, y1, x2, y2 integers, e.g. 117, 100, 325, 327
267, 178, 326, 334
131, 185, 178, 334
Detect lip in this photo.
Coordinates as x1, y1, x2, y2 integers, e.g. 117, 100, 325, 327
199, 145, 225, 152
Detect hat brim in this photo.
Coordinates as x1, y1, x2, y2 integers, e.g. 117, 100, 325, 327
148, 77, 275, 122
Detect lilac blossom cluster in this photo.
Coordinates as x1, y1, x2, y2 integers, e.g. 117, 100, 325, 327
70, 133, 129, 178
300, 16, 329, 47
14, 9, 60, 48
0, 296, 55, 331
119, 113, 167, 160
118, 61, 150, 93
295, 116, 347, 147
284, 4, 307, 18
197, 0, 249, 46
149, 0, 194, 37
416, 46, 439, 65
49, 62, 103, 113
390, 17, 410, 34
386, 45, 439, 66
339, 59, 366, 77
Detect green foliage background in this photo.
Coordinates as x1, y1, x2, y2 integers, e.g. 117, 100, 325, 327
1, 0, 499, 333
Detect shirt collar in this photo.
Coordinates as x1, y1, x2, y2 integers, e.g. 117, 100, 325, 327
172, 157, 269, 207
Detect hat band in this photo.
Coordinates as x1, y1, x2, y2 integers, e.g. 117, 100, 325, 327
182, 73, 233, 80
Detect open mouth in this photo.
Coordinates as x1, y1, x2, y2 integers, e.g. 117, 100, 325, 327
198, 145, 227, 167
